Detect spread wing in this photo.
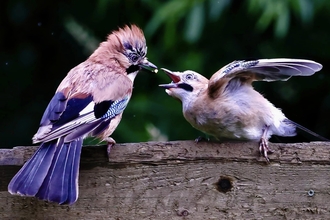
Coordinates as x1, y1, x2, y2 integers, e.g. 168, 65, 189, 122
33, 62, 133, 143
208, 58, 322, 98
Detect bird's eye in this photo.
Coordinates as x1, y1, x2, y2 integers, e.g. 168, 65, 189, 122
185, 74, 194, 80
130, 53, 139, 62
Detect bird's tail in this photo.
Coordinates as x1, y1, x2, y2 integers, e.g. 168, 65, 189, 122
284, 119, 329, 141
8, 137, 83, 205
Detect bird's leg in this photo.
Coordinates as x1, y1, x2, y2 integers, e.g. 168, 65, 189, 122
259, 125, 274, 162
105, 137, 116, 157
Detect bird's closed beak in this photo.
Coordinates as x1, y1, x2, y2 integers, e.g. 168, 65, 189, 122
159, 68, 181, 89
139, 59, 158, 73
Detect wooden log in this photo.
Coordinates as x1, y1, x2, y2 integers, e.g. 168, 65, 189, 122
1, 141, 330, 219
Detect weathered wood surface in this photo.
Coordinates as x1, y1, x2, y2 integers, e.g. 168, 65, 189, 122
1, 141, 330, 219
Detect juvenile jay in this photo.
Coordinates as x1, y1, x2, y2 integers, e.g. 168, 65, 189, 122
159, 59, 327, 161
8, 24, 157, 204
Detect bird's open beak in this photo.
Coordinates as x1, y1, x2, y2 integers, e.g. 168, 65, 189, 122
159, 68, 181, 89
139, 59, 158, 73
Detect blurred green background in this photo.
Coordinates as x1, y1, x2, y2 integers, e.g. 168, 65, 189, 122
1, 0, 330, 148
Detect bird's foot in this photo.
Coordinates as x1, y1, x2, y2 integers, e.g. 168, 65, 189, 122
259, 137, 274, 163
106, 137, 116, 158
195, 136, 209, 143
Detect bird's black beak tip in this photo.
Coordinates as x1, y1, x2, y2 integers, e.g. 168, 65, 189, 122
139, 60, 158, 73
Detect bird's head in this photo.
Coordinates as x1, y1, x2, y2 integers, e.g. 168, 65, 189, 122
159, 68, 209, 102
90, 24, 157, 74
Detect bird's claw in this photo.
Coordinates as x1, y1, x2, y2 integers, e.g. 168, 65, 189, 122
259, 137, 273, 163
106, 137, 116, 158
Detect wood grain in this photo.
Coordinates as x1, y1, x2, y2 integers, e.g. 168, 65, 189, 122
1, 141, 330, 219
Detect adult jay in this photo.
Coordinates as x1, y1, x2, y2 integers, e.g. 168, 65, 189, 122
8, 24, 157, 204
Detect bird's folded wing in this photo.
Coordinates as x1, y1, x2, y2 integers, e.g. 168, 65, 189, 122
33, 96, 130, 143
210, 58, 323, 83
33, 69, 133, 143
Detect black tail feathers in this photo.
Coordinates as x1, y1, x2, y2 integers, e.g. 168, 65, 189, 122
8, 138, 83, 205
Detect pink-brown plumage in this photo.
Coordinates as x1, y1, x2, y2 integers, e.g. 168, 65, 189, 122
8, 24, 157, 205
160, 58, 327, 162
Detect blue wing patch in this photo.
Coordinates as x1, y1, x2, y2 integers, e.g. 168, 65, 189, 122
101, 97, 130, 119
222, 60, 259, 74
63, 96, 130, 142
94, 96, 130, 119
94, 100, 114, 119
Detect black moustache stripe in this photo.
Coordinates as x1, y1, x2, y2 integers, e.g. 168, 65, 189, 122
126, 65, 140, 73
178, 83, 193, 92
